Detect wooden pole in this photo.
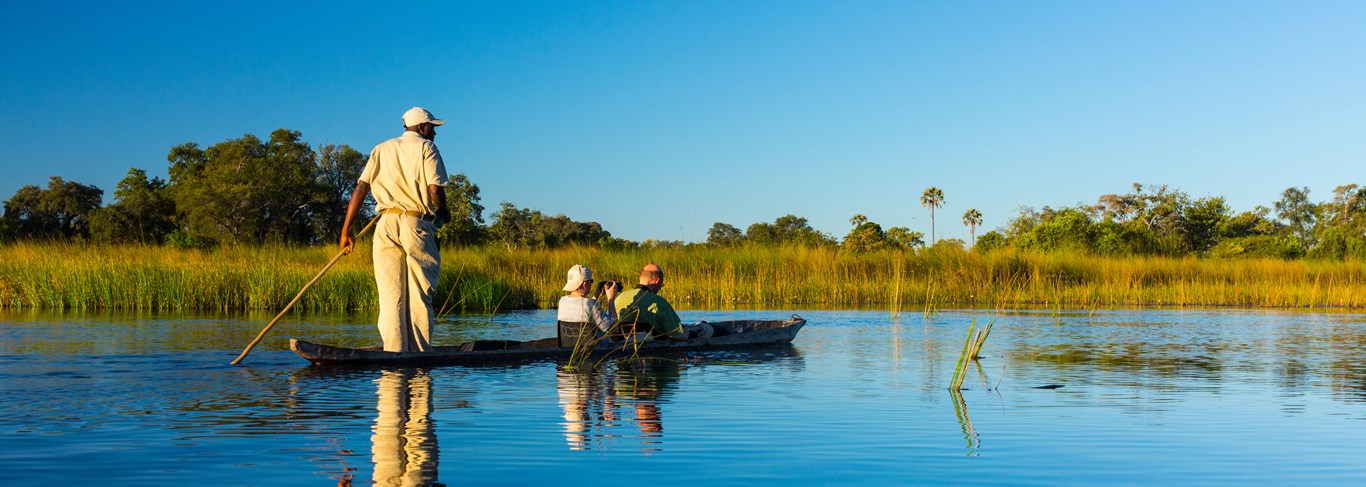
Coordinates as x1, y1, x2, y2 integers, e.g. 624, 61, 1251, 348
230, 215, 380, 365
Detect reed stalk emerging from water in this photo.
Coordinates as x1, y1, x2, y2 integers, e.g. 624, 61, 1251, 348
950, 319, 993, 390
565, 320, 649, 371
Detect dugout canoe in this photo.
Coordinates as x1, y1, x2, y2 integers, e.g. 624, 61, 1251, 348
290, 315, 806, 366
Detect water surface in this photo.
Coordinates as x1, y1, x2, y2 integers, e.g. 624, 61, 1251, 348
2, 308, 1365, 485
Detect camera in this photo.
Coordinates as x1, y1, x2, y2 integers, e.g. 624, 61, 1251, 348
595, 280, 623, 295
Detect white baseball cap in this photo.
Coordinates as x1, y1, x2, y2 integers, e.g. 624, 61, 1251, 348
563, 265, 593, 291
402, 107, 446, 127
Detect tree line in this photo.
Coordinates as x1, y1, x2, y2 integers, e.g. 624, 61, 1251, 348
976, 183, 1366, 260
0, 129, 615, 249
3, 129, 1363, 259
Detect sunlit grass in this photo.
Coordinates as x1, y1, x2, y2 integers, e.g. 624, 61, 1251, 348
2, 242, 1364, 312
0, 241, 525, 312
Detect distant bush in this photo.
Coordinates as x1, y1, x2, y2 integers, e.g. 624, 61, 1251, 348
1308, 227, 1366, 260
973, 231, 1006, 253
1210, 235, 1303, 259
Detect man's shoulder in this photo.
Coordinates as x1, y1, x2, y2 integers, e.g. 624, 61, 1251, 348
632, 289, 673, 309
370, 135, 403, 152
613, 288, 641, 307
374, 132, 437, 149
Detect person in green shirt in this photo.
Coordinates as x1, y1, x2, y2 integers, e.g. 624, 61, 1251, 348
613, 263, 688, 341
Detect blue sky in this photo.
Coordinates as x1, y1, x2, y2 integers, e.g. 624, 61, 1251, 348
2, 1, 1363, 242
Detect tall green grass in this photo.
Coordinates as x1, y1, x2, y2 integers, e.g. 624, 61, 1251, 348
0, 242, 526, 312
2, 242, 1365, 311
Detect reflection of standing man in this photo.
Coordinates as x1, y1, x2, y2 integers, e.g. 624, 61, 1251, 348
341, 107, 452, 352
372, 368, 439, 487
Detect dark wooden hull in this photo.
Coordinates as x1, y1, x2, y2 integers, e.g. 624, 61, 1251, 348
290, 316, 806, 366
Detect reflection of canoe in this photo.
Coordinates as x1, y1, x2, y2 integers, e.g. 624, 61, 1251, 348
290, 316, 806, 366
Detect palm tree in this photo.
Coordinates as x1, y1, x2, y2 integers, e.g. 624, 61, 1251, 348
920, 187, 944, 244
962, 208, 982, 246
849, 214, 868, 227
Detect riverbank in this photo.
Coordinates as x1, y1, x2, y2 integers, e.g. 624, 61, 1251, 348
2, 242, 1363, 312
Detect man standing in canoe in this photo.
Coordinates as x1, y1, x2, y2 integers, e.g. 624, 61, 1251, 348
340, 107, 452, 352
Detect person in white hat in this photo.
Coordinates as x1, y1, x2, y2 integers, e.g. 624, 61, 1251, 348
339, 107, 452, 352
556, 264, 620, 347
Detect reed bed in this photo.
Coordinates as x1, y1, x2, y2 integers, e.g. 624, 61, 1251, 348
2, 242, 1365, 312
0, 242, 524, 312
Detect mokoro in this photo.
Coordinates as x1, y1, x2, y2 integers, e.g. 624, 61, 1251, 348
290, 315, 806, 366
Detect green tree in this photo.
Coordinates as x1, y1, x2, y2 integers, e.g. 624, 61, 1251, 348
1180, 196, 1230, 254
1308, 227, 1366, 260
885, 226, 924, 249
1096, 183, 1188, 236
0, 218, 14, 243
932, 238, 966, 251
488, 202, 537, 249
849, 214, 868, 227
437, 173, 487, 246
1012, 207, 1096, 253
1219, 206, 1279, 239
973, 231, 1006, 252
842, 222, 887, 252
1274, 186, 1317, 248
1321, 184, 1366, 238
310, 144, 369, 240
168, 129, 320, 244
920, 187, 944, 244
487, 202, 610, 249
2, 176, 104, 240
745, 214, 836, 247
1091, 184, 1207, 256
88, 168, 176, 244
1091, 219, 1158, 256
706, 222, 745, 246
962, 208, 982, 246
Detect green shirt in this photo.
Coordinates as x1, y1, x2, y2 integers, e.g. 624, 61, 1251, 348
613, 287, 683, 338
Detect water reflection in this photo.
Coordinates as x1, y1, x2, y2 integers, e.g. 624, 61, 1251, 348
556, 359, 680, 453
368, 368, 439, 487
555, 346, 804, 453
949, 390, 979, 456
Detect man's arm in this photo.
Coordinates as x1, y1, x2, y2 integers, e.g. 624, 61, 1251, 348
428, 184, 450, 226
339, 181, 370, 254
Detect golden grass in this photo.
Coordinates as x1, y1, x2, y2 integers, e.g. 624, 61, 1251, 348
1, 242, 1364, 312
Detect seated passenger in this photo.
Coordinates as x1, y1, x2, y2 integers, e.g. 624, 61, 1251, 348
613, 263, 689, 341
556, 265, 618, 347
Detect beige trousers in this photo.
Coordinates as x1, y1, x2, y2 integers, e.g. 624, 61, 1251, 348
373, 213, 440, 352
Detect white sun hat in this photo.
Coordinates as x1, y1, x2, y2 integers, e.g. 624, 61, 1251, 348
563, 265, 593, 291
402, 107, 446, 127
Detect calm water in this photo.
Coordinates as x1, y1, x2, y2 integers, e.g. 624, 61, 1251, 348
2, 308, 1365, 486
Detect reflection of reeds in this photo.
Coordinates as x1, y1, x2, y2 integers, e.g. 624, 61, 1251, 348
950, 319, 993, 390
6, 243, 1366, 311
949, 389, 979, 454
566, 320, 648, 371
889, 258, 903, 318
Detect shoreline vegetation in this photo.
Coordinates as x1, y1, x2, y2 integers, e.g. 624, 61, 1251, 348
8, 130, 1366, 318
3, 242, 1364, 313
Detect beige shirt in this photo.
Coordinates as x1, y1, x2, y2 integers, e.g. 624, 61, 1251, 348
359, 131, 449, 214
557, 295, 615, 333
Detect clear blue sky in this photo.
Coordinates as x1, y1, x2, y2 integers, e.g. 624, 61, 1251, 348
2, 1, 1363, 243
